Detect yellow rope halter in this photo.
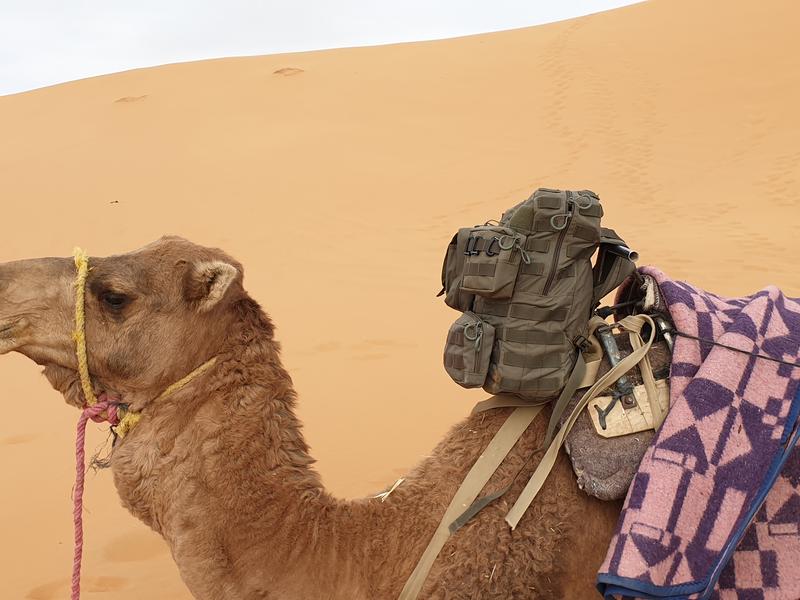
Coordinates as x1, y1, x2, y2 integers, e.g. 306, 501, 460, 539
73, 248, 97, 406
72, 248, 217, 438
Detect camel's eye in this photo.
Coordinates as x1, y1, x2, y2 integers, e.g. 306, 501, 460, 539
101, 292, 130, 310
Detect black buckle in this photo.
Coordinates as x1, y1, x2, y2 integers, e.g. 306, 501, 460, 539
484, 237, 500, 257
574, 335, 591, 352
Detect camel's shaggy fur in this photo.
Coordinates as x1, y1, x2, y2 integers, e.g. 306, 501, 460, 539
0, 237, 620, 599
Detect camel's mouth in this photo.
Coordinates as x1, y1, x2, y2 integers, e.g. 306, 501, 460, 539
0, 318, 25, 353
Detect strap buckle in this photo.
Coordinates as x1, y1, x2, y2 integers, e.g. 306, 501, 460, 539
573, 335, 591, 352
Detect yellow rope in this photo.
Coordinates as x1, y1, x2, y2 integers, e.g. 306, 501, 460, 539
157, 356, 218, 401
113, 410, 141, 438
71, 248, 218, 439
113, 357, 218, 438
73, 248, 98, 407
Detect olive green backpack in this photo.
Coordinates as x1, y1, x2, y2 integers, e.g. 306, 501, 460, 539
440, 187, 636, 407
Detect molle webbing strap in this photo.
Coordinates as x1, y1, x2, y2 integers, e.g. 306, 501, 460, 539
478, 303, 568, 322
502, 351, 561, 369
517, 377, 561, 392
397, 405, 544, 600
525, 238, 550, 253
465, 262, 497, 277
574, 224, 599, 242
504, 314, 656, 529
566, 245, 596, 260
479, 301, 510, 317
444, 353, 465, 370
509, 305, 567, 322
447, 330, 464, 345
579, 203, 603, 218
500, 329, 563, 345
556, 264, 576, 280
537, 196, 562, 210
520, 262, 545, 276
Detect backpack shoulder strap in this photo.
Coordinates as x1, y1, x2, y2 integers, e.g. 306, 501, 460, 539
592, 227, 637, 306
397, 405, 544, 600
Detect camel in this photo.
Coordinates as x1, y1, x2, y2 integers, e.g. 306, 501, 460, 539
0, 237, 621, 599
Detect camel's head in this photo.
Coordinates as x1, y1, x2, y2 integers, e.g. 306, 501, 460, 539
0, 236, 244, 409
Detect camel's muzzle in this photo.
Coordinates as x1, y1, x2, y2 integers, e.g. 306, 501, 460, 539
0, 255, 73, 355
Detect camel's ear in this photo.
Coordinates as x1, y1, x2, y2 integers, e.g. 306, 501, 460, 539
184, 260, 239, 311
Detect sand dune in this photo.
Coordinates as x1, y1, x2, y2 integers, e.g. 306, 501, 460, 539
1, 0, 799, 597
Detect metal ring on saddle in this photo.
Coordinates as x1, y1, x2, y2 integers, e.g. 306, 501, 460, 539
576, 197, 594, 210
550, 213, 570, 231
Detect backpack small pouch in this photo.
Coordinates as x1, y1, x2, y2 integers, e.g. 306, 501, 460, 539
440, 228, 476, 312
443, 312, 495, 388
460, 226, 529, 299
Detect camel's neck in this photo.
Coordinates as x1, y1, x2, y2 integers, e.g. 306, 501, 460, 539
110, 300, 370, 599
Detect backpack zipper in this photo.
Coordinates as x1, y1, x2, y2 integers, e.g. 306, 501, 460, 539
463, 318, 484, 373
542, 195, 574, 295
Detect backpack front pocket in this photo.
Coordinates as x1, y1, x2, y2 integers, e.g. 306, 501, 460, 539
443, 312, 495, 388
460, 227, 530, 299
482, 329, 572, 399
439, 228, 476, 312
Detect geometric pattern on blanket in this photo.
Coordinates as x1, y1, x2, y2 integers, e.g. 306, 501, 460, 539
596, 267, 800, 600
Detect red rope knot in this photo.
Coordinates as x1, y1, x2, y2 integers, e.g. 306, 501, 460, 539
84, 394, 121, 426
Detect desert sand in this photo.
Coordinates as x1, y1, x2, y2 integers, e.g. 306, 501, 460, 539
1, 0, 798, 597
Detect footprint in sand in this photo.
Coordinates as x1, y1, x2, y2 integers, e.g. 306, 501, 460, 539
273, 67, 304, 76
353, 352, 390, 361
27, 576, 127, 599
352, 338, 417, 360
114, 95, 148, 103
103, 530, 169, 563
361, 338, 415, 349
310, 341, 341, 353
0, 433, 37, 445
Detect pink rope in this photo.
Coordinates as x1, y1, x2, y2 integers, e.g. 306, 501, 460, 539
72, 395, 119, 600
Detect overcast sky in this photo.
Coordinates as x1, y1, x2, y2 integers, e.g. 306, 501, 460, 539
1, 1, 642, 96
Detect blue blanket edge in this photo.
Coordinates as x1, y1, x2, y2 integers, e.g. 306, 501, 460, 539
596, 384, 800, 599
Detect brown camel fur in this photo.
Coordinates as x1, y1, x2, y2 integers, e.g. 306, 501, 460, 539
0, 237, 621, 599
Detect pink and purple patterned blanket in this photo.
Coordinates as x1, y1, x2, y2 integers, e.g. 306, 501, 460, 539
596, 267, 800, 600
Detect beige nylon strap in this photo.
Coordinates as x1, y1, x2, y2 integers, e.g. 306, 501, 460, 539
626, 317, 665, 430
543, 351, 587, 446
398, 404, 543, 600
505, 314, 656, 529
471, 395, 548, 414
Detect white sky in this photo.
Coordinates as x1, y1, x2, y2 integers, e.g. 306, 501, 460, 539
1, 1, 643, 96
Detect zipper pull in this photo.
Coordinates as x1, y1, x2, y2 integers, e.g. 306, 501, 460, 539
515, 238, 532, 264
550, 199, 575, 231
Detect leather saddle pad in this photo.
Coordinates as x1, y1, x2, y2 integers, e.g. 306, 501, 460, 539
562, 333, 672, 501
